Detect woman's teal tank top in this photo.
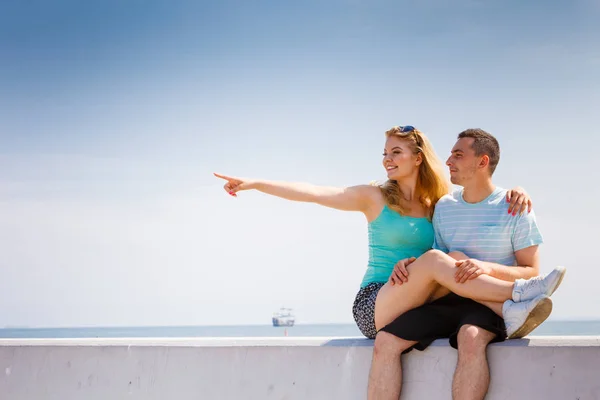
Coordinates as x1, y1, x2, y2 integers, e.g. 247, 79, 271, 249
360, 205, 434, 287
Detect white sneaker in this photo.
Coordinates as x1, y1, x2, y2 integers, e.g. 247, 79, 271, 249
503, 294, 553, 339
512, 266, 566, 302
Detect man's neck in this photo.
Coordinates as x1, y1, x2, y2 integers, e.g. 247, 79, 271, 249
462, 179, 496, 204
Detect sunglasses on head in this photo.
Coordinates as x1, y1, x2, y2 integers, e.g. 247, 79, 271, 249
397, 125, 423, 148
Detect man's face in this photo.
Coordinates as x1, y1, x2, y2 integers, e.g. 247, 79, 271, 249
446, 137, 481, 185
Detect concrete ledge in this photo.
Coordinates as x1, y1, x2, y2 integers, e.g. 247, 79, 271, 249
1, 337, 599, 399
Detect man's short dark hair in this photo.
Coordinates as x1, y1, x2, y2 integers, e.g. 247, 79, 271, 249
457, 128, 500, 175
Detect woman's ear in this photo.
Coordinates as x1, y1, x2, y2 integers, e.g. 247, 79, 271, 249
416, 152, 423, 166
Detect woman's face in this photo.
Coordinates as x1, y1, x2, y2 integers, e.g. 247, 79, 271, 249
382, 136, 421, 181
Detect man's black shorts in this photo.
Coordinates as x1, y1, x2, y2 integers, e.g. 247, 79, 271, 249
380, 293, 507, 353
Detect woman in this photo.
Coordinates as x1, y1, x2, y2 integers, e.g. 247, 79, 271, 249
214, 125, 554, 339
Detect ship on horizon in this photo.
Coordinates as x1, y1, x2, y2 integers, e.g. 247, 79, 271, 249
272, 307, 295, 327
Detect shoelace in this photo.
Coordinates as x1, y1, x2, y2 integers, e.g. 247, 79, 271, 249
515, 276, 544, 302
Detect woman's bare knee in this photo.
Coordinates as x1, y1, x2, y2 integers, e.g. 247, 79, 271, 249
448, 251, 468, 260
424, 249, 447, 259
409, 249, 454, 276
409, 249, 448, 272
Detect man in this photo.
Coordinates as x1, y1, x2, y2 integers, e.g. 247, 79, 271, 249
367, 128, 566, 399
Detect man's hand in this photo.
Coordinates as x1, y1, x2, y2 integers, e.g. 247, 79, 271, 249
455, 258, 492, 283
389, 257, 416, 285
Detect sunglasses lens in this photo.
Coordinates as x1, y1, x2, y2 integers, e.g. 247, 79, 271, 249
400, 125, 415, 133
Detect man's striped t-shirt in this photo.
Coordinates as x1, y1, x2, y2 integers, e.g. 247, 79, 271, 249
432, 187, 543, 265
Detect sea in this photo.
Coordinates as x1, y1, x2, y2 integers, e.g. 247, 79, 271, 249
1, 320, 599, 339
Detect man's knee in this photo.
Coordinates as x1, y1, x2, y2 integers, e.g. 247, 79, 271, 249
373, 331, 413, 357
457, 325, 495, 358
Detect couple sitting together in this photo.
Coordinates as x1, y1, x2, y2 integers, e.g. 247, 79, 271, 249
215, 127, 566, 400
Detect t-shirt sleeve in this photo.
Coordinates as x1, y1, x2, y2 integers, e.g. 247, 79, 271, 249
432, 207, 448, 252
512, 210, 544, 251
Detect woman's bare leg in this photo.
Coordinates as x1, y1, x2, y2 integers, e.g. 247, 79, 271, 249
447, 251, 504, 318
375, 250, 514, 329
428, 285, 451, 303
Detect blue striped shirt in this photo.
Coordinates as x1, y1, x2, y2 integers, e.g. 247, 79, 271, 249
432, 187, 543, 265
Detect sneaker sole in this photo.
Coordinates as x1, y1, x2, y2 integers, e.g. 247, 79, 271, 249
508, 296, 553, 339
547, 266, 567, 297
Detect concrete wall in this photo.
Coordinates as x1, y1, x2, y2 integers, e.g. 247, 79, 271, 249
1, 336, 599, 400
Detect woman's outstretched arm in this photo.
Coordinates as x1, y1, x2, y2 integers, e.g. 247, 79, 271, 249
214, 173, 378, 213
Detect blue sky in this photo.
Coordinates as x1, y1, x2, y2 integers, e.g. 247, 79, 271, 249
1, 0, 599, 327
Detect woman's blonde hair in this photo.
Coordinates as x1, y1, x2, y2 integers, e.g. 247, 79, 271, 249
379, 126, 449, 219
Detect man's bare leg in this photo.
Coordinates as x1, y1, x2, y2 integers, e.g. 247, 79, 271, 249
452, 325, 496, 400
367, 331, 417, 400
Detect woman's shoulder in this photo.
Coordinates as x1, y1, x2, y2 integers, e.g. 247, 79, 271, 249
360, 183, 385, 202
344, 183, 382, 197
352, 184, 385, 220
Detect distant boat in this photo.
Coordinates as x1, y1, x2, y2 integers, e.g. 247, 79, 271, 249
272, 307, 295, 327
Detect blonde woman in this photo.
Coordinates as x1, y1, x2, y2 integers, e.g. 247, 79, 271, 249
214, 126, 558, 341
